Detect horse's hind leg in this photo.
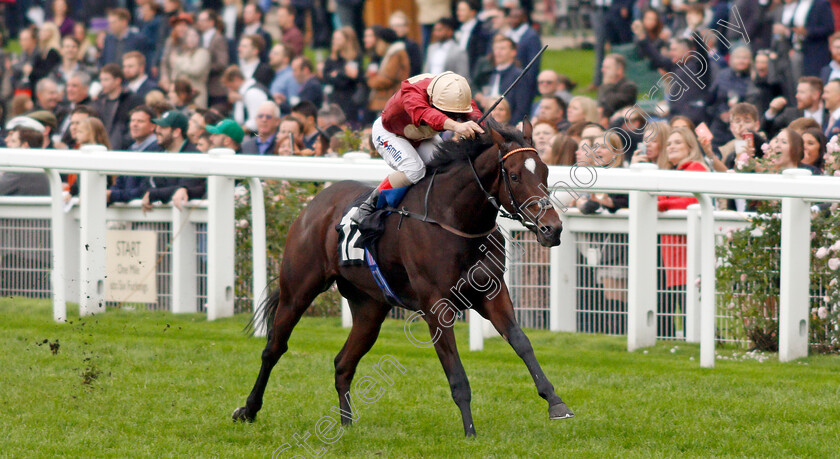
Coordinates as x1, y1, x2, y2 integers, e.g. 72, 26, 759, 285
232, 263, 331, 422
475, 289, 575, 420
332, 291, 391, 426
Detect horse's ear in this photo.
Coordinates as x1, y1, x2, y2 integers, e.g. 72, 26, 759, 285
490, 128, 506, 146
521, 116, 533, 144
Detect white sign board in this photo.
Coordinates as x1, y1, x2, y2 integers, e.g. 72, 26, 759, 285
105, 230, 157, 303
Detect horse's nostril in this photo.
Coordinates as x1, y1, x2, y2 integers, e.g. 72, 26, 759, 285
540, 226, 552, 235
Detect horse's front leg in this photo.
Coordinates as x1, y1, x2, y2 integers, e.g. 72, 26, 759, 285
475, 288, 574, 420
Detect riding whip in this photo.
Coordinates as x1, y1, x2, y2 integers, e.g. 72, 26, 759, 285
477, 44, 549, 125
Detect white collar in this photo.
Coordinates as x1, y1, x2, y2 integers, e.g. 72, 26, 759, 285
508, 23, 529, 42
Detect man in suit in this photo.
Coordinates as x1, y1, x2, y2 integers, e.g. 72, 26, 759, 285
238, 35, 274, 88
822, 79, 840, 138
0, 127, 50, 196
505, 7, 541, 107
108, 105, 162, 204
291, 56, 324, 109
820, 32, 840, 84
763, 77, 826, 139
241, 101, 281, 154
475, 36, 529, 123
597, 54, 637, 119
456, 0, 488, 75
122, 52, 159, 100
236, 3, 272, 63
93, 64, 141, 150
100, 8, 147, 66
55, 71, 94, 148
197, 9, 231, 107
423, 18, 470, 79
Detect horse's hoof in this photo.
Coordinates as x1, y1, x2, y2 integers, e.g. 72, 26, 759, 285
232, 406, 256, 422
549, 403, 575, 420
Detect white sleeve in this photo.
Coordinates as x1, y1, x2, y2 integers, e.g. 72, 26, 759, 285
244, 88, 269, 132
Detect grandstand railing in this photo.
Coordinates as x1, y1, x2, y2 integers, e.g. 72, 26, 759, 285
2, 146, 840, 367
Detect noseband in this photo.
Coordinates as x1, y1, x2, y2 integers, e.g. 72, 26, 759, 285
468, 145, 552, 230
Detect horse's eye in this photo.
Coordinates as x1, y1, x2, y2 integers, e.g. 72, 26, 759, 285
510, 173, 519, 182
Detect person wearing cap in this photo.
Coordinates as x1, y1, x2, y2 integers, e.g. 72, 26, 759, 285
142, 110, 205, 212
352, 71, 484, 224
26, 110, 58, 148
206, 119, 245, 152
101, 8, 146, 67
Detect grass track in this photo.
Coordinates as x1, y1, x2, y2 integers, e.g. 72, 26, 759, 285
2, 297, 839, 458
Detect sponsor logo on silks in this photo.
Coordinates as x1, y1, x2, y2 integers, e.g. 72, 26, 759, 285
376, 136, 402, 162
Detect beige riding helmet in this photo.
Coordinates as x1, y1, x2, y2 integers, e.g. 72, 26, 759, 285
427, 71, 473, 113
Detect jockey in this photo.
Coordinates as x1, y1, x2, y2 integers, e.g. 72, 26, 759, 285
353, 71, 484, 224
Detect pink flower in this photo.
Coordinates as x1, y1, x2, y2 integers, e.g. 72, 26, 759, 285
832, 241, 840, 252
740, 274, 748, 282
726, 229, 734, 241
811, 232, 817, 240
236, 219, 249, 228
830, 278, 838, 287
835, 171, 840, 177
761, 143, 772, 154
829, 258, 840, 271
695, 277, 702, 288
818, 306, 829, 319
816, 247, 830, 259
738, 153, 750, 163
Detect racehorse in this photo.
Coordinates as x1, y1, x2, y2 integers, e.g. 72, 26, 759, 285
232, 118, 574, 437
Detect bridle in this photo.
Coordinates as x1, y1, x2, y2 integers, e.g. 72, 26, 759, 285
468, 145, 553, 231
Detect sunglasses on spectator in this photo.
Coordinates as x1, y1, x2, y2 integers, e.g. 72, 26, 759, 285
256, 114, 275, 119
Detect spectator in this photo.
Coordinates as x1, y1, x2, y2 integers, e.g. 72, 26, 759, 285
769, 127, 805, 172
389, 11, 423, 77
590, 0, 633, 90
752, 49, 788, 116
159, 13, 194, 92
49, 0, 76, 38
317, 103, 347, 130
187, 109, 215, 144
423, 18, 470, 79
55, 71, 93, 146
505, 7, 542, 104
292, 56, 324, 109
542, 133, 577, 166
197, 9, 231, 107
275, 6, 304, 58
764, 77, 825, 141
222, 0, 242, 40
76, 117, 112, 149
223, 65, 269, 132
631, 121, 672, 169
531, 70, 560, 119
486, 96, 512, 125
532, 121, 557, 157
108, 105, 162, 204
641, 9, 667, 44
597, 54, 637, 119
64, 106, 98, 150
100, 8, 147, 67
710, 102, 761, 171
122, 52, 160, 100
535, 95, 568, 131
414, 1, 451, 50
168, 78, 200, 112
238, 34, 274, 88
52, 36, 93, 87
365, 27, 410, 122
456, 0, 489, 74
22, 25, 62, 92
144, 110, 206, 211
476, 36, 528, 123
136, 1, 163, 67
322, 27, 362, 127
821, 32, 840, 84
206, 118, 245, 152
635, 33, 709, 125
93, 64, 139, 150
276, 116, 312, 155
0, 128, 50, 196
73, 23, 99, 68
12, 26, 40, 92
10, 95, 34, 119
34, 79, 61, 113
27, 111, 59, 148
168, 27, 211, 107
196, 131, 214, 152
235, 3, 273, 63
291, 101, 320, 149
336, 0, 366, 44
823, 79, 840, 138
775, 0, 834, 78
268, 43, 301, 112
567, 96, 600, 125
241, 101, 281, 155
153, 0, 186, 73
705, 46, 759, 147
800, 127, 826, 174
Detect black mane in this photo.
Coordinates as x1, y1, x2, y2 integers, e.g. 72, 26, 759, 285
426, 118, 528, 172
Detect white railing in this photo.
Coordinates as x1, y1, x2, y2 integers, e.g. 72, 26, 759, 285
2, 147, 840, 367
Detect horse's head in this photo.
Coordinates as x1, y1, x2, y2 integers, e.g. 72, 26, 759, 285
488, 118, 563, 247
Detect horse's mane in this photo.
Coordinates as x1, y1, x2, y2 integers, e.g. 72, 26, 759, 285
426, 118, 528, 172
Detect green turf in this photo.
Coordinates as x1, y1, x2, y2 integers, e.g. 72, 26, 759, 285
3, 297, 839, 458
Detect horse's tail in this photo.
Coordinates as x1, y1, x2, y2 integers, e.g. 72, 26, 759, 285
243, 281, 281, 341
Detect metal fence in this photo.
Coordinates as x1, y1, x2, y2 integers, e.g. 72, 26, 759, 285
0, 217, 51, 298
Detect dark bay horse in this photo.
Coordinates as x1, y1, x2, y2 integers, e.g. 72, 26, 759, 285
232, 119, 574, 436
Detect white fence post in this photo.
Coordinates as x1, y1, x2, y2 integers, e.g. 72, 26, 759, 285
248, 178, 268, 337
696, 194, 716, 368
627, 163, 658, 351
206, 148, 236, 320
779, 169, 812, 362
79, 145, 108, 316
550, 224, 576, 332
46, 169, 66, 322
171, 205, 197, 313
685, 204, 702, 343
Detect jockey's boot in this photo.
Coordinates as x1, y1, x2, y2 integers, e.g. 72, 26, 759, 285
351, 188, 380, 225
